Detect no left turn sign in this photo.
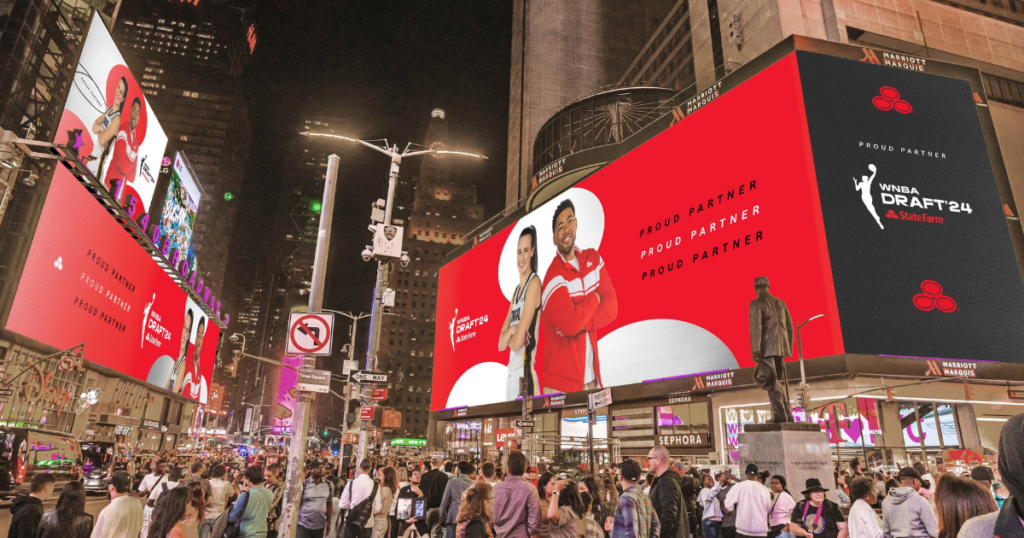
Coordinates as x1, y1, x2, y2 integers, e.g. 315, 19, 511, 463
286, 312, 335, 356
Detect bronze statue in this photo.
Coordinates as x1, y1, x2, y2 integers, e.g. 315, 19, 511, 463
748, 276, 795, 422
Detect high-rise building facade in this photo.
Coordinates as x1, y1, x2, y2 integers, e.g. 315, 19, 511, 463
224, 115, 346, 437
505, 0, 678, 210
373, 109, 485, 440
113, 0, 251, 296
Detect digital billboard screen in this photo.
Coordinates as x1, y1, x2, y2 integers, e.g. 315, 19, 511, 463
53, 13, 168, 221
432, 52, 1024, 412
7, 166, 218, 403
273, 354, 303, 433
159, 153, 201, 270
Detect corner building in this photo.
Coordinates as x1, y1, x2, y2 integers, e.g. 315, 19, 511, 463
432, 38, 1024, 474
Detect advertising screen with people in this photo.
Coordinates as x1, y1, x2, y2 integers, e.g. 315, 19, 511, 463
52, 13, 168, 221
158, 152, 202, 271
7, 165, 219, 404
432, 52, 1024, 411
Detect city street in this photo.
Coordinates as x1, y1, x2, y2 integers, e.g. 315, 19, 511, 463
2, 0, 1024, 536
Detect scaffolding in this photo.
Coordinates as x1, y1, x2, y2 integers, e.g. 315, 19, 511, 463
521, 433, 621, 471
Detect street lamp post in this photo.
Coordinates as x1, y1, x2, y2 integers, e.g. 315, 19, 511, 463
795, 314, 825, 410
321, 309, 370, 452
301, 131, 485, 468
277, 152, 342, 538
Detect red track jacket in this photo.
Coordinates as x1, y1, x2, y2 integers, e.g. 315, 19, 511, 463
540, 246, 618, 393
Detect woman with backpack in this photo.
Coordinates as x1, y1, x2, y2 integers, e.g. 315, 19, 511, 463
455, 482, 495, 538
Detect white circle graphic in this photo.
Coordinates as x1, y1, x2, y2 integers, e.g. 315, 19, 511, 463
498, 188, 605, 301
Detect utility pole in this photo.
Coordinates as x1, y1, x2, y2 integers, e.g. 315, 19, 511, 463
277, 153, 341, 538
299, 131, 486, 471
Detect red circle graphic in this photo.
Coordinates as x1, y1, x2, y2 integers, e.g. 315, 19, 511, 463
920, 280, 943, 295
913, 294, 935, 311
873, 96, 894, 110
879, 86, 901, 99
893, 100, 913, 114
935, 296, 957, 313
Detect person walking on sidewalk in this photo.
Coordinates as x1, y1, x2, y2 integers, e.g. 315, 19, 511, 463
881, 467, 937, 538
724, 464, 772, 538
440, 462, 477, 538
648, 447, 687, 538
605, 460, 660, 538
91, 471, 144, 538
492, 450, 541, 538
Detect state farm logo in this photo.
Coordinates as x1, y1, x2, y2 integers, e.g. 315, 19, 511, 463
872, 87, 912, 114
449, 308, 488, 350
913, 280, 957, 313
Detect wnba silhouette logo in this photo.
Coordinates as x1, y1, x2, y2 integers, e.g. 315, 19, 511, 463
872, 87, 912, 114
913, 280, 957, 312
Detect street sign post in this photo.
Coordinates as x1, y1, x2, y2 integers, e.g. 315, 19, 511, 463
352, 370, 389, 383
296, 369, 331, 393
515, 420, 535, 428
286, 312, 335, 356
359, 406, 375, 421
588, 387, 612, 410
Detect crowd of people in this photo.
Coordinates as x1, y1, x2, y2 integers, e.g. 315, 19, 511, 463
6, 413, 1024, 538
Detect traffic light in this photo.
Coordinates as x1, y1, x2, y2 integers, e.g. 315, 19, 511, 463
322, 428, 329, 437
965, 383, 975, 401
885, 387, 896, 402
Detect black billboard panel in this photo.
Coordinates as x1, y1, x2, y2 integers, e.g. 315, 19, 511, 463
798, 51, 1024, 361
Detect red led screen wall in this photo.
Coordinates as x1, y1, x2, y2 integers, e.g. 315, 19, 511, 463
8, 166, 219, 403
433, 54, 844, 411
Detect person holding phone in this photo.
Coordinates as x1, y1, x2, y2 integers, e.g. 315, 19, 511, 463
396, 470, 428, 537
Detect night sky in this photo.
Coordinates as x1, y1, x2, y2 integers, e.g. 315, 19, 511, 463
229, 1, 512, 336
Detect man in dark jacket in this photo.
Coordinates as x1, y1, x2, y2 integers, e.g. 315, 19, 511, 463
420, 456, 450, 538
647, 446, 688, 538
7, 473, 56, 538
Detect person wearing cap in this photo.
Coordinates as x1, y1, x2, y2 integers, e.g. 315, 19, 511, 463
420, 456, 450, 538
790, 478, 847, 538
723, 464, 772, 537
710, 469, 738, 538
880, 467, 937, 538
958, 414, 1024, 538
647, 446, 688, 538
699, 472, 725, 538
604, 460, 660, 538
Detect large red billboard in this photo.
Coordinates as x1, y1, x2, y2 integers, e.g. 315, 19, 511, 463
433, 52, 1024, 412
7, 166, 218, 403
434, 55, 844, 411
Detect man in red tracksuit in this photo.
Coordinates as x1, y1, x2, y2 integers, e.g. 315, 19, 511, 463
540, 198, 618, 394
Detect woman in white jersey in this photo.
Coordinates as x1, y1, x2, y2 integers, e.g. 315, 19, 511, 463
498, 226, 542, 400
91, 76, 127, 178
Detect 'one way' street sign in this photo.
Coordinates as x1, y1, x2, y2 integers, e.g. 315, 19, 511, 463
352, 370, 389, 383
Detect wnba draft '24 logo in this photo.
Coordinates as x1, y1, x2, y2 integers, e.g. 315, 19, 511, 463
449, 308, 489, 351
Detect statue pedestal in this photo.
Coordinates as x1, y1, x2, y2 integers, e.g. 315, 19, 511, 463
738, 423, 837, 502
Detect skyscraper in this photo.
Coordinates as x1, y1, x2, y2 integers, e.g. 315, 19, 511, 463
113, 0, 252, 296
505, 0, 677, 209
373, 109, 485, 440
224, 114, 347, 437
